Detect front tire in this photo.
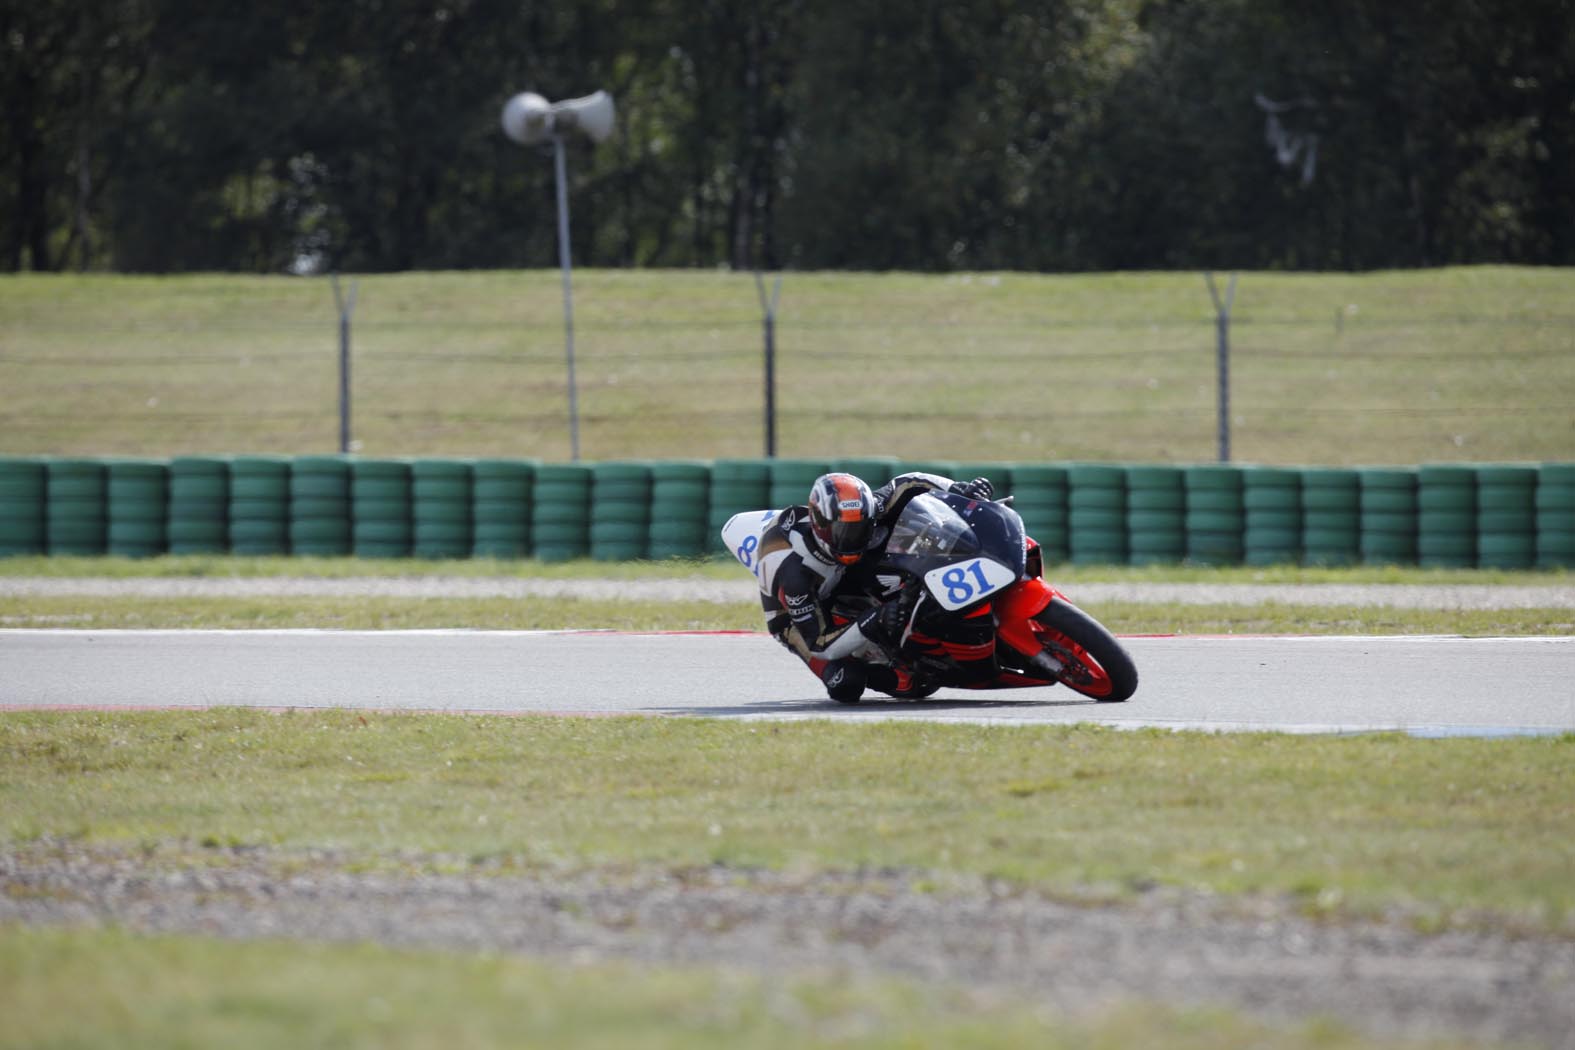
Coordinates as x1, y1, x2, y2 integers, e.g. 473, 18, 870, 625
1033, 598, 1138, 702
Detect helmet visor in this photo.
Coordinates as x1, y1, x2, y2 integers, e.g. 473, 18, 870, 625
811, 505, 874, 563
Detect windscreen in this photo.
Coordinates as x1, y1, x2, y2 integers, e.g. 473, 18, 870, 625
884, 493, 979, 559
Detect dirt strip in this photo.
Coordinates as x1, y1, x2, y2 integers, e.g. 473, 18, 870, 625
3, 843, 1572, 1048
3, 575, 1573, 609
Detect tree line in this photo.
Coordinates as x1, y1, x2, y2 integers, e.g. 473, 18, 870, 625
4, 0, 1572, 274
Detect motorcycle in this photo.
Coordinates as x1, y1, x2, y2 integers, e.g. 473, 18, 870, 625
723, 490, 1138, 703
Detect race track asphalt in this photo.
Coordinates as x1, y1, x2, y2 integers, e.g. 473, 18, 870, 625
2, 629, 1571, 736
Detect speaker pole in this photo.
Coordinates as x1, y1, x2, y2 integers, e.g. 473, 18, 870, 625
501, 89, 614, 463
554, 134, 581, 462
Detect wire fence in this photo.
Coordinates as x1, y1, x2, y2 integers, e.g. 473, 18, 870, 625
2, 284, 1571, 466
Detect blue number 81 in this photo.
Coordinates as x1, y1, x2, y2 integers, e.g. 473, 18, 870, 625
940, 566, 973, 604
941, 560, 992, 605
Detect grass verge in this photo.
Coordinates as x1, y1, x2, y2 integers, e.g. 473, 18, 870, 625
0, 554, 1569, 587
4, 712, 1572, 932
1, 595, 1569, 635
0, 925, 1475, 1050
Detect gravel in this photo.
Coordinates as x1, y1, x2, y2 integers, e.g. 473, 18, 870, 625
4, 842, 1573, 1048
3, 575, 1574, 609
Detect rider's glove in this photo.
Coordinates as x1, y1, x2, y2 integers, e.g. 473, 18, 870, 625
950, 476, 994, 501
856, 597, 908, 647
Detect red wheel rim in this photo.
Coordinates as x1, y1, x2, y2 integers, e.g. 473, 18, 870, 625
1031, 622, 1115, 698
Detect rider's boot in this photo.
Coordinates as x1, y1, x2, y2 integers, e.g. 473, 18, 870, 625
821, 659, 867, 704
869, 665, 940, 700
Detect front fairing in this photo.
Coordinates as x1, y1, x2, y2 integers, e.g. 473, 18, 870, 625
879, 493, 1028, 608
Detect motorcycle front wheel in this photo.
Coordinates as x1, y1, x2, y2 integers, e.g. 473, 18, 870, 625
1033, 598, 1138, 702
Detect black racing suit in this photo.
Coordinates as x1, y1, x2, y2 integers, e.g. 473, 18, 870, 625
754, 473, 997, 695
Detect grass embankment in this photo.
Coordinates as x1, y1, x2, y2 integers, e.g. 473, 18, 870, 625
0, 926, 1465, 1050
7, 714, 1567, 1048
5, 713, 1572, 929
2, 267, 1572, 464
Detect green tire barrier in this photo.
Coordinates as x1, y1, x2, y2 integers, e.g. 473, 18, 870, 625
708, 458, 772, 556
471, 459, 534, 559
950, 462, 1010, 498
46, 458, 108, 555
106, 459, 168, 558
1416, 465, 1476, 568
1183, 466, 1243, 566
1006, 464, 1069, 563
1242, 467, 1300, 567
1299, 468, 1360, 567
1068, 465, 1126, 565
167, 456, 229, 554
648, 460, 710, 559
1358, 468, 1417, 566
592, 461, 652, 562
411, 459, 473, 559
1536, 462, 1575, 569
0, 457, 47, 556
227, 456, 291, 555
901, 460, 957, 480
830, 455, 899, 484
289, 455, 351, 557
9, 456, 1575, 567
1474, 465, 1537, 570
532, 464, 591, 562
767, 458, 828, 512
1124, 466, 1184, 566
351, 459, 412, 558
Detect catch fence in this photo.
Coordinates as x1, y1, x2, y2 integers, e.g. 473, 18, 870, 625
2, 273, 1571, 466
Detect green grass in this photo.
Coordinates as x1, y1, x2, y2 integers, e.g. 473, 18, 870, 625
0, 594, 1569, 635
0, 925, 1476, 1050
0, 554, 742, 581
1, 556, 1568, 633
0, 594, 756, 631
0, 554, 1570, 587
5, 713, 1574, 932
2, 267, 1572, 463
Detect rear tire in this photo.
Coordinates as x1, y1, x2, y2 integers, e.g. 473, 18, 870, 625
1033, 598, 1138, 702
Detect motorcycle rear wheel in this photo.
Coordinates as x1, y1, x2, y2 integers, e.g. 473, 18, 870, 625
1032, 598, 1138, 702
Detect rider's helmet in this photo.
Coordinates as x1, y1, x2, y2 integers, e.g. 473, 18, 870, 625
806, 472, 876, 565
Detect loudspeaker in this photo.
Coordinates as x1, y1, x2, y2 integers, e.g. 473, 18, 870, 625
502, 90, 615, 145
501, 92, 553, 145
551, 91, 615, 143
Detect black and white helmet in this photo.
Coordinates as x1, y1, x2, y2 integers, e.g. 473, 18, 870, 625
806, 472, 876, 565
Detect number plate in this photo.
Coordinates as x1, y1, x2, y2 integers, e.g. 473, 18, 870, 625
720, 509, 779, 580
922, 557, 1016, 611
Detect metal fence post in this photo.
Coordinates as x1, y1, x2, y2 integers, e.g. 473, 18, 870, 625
755, 271, 783, 458
330, 273, 359, 454
1204, 271, 1238, 463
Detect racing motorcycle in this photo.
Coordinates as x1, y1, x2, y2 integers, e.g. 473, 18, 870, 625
723, 491, 1138, 703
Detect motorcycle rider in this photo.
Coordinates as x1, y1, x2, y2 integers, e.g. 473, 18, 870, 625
754, 470, 995, 702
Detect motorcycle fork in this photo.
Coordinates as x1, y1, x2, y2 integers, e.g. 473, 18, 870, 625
993, 577, 1065, 677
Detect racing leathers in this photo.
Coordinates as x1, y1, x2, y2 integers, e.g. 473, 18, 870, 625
754, 472, 997, 696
